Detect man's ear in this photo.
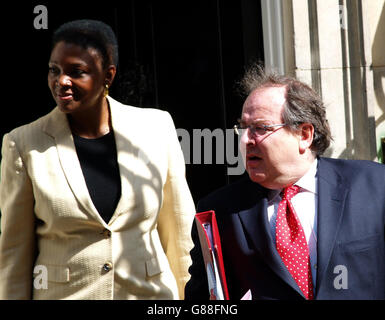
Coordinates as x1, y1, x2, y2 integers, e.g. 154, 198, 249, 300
104, 65, 117, 87
298, 123, 314, 154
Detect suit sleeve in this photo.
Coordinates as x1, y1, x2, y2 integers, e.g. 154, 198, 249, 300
156, 112, 196, 299
0, 133, 36, 299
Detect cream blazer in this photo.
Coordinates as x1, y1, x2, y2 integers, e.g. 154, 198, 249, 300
0, 96, 196, 300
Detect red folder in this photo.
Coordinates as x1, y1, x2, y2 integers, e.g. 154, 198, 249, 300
195, 210, 230, 300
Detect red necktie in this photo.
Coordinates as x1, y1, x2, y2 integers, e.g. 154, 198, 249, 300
276, 185, 314, 300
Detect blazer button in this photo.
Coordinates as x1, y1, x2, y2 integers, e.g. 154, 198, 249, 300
100, 228, 111, 238
103, 262, 113, 272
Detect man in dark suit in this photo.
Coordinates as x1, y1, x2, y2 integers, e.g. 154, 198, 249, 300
185, 66, 385, 300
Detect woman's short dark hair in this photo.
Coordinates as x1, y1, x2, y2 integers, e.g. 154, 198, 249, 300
52, 19, 119, 69
239, 64, 332, 156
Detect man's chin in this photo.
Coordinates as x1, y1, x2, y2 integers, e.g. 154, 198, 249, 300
247, 169, 278, 189
247, 170, 266, 184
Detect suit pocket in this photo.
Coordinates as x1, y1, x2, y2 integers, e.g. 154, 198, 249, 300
46, 265, 70, 283
338, 233, 380, 252
333, 233, 381, 299
145, 257, 163, 277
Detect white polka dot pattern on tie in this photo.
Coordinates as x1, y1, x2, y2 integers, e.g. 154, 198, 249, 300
276, 185, 314, 300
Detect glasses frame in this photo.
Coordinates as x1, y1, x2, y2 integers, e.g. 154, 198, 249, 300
233, 123, 287, 137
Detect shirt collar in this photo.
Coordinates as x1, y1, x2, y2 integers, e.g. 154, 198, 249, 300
295, 158, 318, 194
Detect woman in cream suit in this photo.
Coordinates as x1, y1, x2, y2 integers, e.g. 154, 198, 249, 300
0, 20, 195, 299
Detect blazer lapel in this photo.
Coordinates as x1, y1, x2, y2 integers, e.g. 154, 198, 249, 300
42, 107, 107, 226
106, 96, 138, 225
315, 158, 348, 294
237, 188, 305, 298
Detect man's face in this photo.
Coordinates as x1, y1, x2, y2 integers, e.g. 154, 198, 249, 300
240, 85, 304, 189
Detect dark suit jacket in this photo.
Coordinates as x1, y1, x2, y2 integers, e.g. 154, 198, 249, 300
185, 157, 385, 300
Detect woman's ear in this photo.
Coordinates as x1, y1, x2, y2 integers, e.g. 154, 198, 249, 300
104, 65, 117, 87
298, 123, 314, 154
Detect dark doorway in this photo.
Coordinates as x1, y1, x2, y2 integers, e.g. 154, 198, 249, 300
2, 0, 264, 203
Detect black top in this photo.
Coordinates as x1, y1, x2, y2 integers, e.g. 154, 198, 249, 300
73, 131, 121, 224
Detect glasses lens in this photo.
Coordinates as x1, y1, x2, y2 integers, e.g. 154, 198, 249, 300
253, 126, 267, 135
235, 125, 266, 136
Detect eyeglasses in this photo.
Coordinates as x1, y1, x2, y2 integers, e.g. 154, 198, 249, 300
233, 123, 287, 137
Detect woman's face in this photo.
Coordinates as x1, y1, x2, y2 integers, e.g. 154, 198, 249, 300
48, 41, 108, 114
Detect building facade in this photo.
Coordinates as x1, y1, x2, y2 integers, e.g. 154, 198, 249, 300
262, 0, 385, 163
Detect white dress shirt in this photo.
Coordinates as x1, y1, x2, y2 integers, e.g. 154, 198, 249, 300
267, 159, 318, 286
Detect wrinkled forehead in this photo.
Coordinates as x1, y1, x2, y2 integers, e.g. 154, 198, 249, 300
241, 85, 287, 122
